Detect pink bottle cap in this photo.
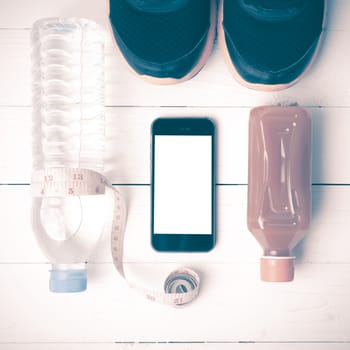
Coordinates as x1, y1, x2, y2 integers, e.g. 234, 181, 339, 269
260, 256, 295, 282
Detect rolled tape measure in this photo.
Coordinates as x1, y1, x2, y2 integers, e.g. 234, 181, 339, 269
31, 167, 200, 306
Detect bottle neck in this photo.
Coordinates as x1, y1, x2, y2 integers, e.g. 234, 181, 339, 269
263, 249, 292, 257
51, 262, 86, 271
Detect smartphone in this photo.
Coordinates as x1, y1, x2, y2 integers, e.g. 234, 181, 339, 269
151, 117, 216, 252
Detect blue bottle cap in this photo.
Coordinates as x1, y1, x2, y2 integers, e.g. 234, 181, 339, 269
50, 269, 87, 293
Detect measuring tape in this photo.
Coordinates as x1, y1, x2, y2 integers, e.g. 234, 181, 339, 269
31, 167, 200, 306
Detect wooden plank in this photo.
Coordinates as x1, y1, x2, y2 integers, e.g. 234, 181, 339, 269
0, 25, 350, 107
0, 263, 349, 343
0, 107, 350, 185
0, 343, 349, 350
0, 185, 349, 264
0, 0, 109, 29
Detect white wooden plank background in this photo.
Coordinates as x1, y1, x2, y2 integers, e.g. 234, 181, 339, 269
1, 0, 350, 349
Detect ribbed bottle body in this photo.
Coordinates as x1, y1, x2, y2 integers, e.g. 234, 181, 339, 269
31, 17, 105, 171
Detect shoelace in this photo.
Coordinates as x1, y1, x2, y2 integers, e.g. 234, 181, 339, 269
239, 0, 306, 21
125, 0, 188, 13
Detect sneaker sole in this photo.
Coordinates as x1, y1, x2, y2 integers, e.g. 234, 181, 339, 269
218, 0, 328, 91
107, 0, 217, 85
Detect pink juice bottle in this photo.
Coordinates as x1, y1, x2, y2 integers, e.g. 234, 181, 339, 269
247, 106, 312, 282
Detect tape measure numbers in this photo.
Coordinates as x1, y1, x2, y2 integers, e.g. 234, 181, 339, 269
31, 167, 200, 306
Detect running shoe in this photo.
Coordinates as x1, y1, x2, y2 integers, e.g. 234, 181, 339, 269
218, 0, 326, 90
108, 0, 217, 84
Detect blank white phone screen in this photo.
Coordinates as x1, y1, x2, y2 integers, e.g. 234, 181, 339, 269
154, 135, 212, 234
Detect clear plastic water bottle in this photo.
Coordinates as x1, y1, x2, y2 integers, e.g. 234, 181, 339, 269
31, 18, 107, 292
